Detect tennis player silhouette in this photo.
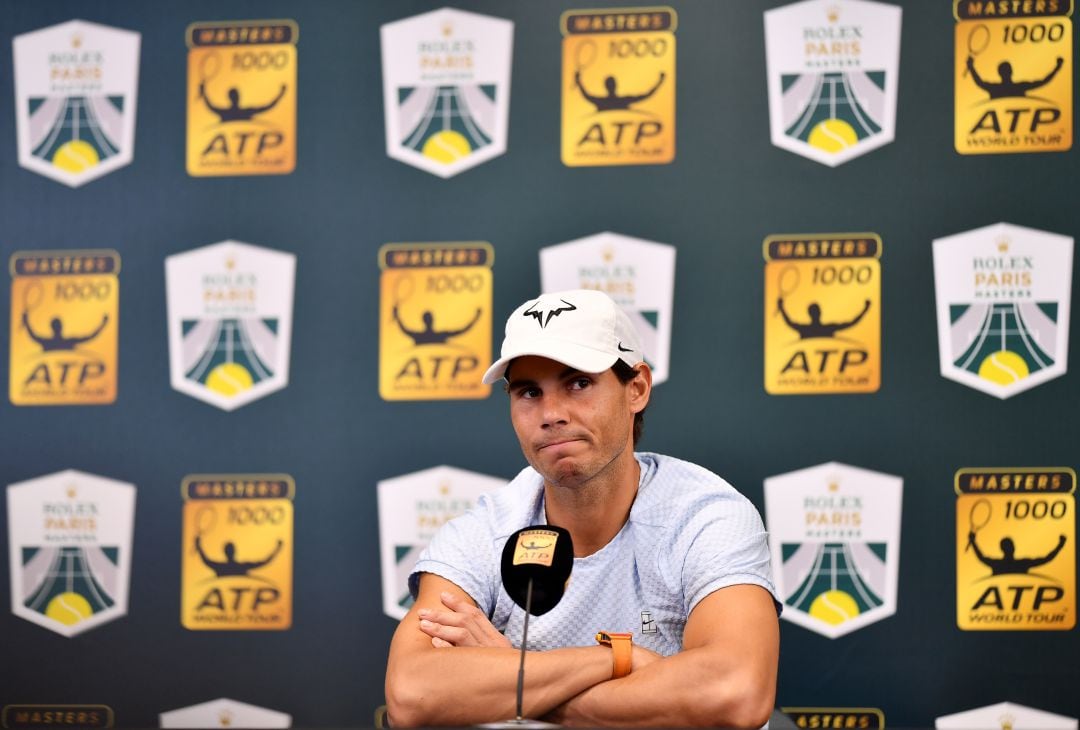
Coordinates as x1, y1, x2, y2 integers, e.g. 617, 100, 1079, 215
22, 311, 108, 351
968, 532, 1066, 575
777, 298, 871, 339
966, 55, 1063, 99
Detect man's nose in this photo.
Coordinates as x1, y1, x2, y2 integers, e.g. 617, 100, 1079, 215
540, 391, 570, 427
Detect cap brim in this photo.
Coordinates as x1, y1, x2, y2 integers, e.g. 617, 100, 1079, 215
481, 341, 619, 384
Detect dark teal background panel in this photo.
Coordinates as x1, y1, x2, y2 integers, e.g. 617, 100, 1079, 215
0, 1, 1077, 727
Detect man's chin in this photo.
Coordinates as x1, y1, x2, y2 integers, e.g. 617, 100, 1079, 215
535, 458, 588, 489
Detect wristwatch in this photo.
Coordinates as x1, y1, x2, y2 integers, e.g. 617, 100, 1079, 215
595, 631, 633, 679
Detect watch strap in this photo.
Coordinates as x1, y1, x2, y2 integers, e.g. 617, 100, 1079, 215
595, 631, 633, 679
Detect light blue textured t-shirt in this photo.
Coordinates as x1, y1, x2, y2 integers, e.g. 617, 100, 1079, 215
409, 452, 779, 656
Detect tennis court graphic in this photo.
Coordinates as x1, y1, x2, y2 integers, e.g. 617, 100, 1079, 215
166, 241, 295, 411
13, 20, 140, 186
949, 302, 1057, 384
933, 223, 1072, 398
21, 546, 119, 624
381, 8, 512, 178
7, 469, 135, 637
764, 0, 901, 167
781, 72, 885, 151
781, 542, 886, 621
765, 461, 902, 638
180, 318, 279, 396
396, 85, 496, 162
28, 96, 124, 171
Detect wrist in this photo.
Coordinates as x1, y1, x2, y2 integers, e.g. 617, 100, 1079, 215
595, 631, 633, 679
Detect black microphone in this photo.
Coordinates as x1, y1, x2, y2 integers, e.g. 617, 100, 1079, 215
501, 525, 574, 615
478, 525, 573, 729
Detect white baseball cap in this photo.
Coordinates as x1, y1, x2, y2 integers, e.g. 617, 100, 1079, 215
482, 289, 644, 384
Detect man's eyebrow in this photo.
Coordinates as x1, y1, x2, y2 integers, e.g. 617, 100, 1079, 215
507, 368, 588, 390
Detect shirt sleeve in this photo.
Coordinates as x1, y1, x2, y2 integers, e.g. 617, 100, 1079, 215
680, 492, 781, 616
408, 505, 501, 616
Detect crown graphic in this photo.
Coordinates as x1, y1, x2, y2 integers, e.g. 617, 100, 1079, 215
438, 481, 451, 496
602, 245, 616, 263
827, 5, 840, 22
999, 713, 1015, 730
218, 710, 233, 728
996, 237, 1010, 253
441, 22, 453, 37
66, 486, 78, 499
71, 33, 83, 49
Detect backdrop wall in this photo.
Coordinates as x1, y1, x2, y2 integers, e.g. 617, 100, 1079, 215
1, 1, 1077, 727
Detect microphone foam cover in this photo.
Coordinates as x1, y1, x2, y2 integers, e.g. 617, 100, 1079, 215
500, 525, 574, 616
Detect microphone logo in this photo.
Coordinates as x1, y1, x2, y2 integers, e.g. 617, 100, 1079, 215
512, 529, 558, 567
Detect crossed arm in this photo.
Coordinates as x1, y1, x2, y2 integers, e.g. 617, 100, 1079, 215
384, 573, 779, 727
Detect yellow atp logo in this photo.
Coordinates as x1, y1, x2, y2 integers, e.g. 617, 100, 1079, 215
561, 7, 676, 166
187, 20, 298, 175
955, 1, 1073, 153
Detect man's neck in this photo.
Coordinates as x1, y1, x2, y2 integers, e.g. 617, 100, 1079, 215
543, 449, 641, 558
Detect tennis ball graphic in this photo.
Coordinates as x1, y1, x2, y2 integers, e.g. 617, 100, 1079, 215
808, 119, 858, 154
52, 140, 100, 172
808, 590, 860, 625
978, 351, 1030, 385
422, 130, 472, 164
45, 592, 94, 625
206, 363, 254, 396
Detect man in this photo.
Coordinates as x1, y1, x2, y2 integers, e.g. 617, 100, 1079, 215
385, 289, 779, 727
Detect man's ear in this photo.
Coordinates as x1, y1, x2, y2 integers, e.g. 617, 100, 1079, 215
629, 363, 652, 414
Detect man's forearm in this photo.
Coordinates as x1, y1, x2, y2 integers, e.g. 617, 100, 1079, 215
545, 644, 776, 728
386, 644, 613, 727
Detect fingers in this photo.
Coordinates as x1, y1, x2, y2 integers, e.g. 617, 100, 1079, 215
415, 592, 511, 649
431, 637, 452, 648
421, 592, 489, 629
439, 590, 469, 611
418, 603, 475, 629
419, 618, 470, 646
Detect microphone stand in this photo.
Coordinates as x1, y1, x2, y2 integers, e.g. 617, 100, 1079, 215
479, 577, 559, 729
515, 577, 532, 720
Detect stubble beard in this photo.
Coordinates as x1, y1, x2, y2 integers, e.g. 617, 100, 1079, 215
538, 440, 629, 507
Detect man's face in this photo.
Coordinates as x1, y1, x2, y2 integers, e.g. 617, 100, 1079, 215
505, 355, 644, 489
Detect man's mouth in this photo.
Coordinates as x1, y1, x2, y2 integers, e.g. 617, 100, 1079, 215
538, 437, 583, 451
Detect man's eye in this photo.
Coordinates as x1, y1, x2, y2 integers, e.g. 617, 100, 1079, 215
569, 378, 591, 390
519, 387, 540, 399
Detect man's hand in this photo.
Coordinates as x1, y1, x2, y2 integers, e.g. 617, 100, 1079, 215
417, 590, 512, 649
